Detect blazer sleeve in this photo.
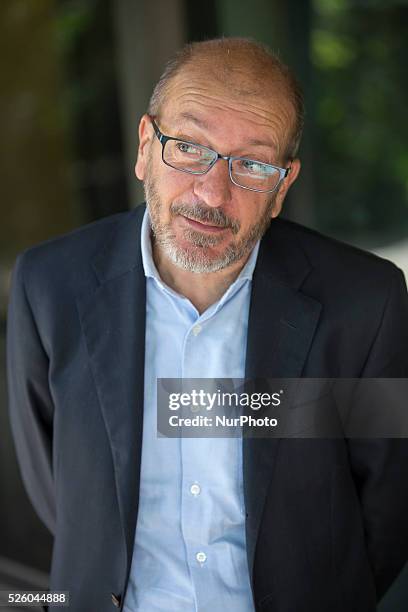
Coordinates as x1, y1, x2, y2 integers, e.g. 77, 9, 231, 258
348, 266, 408, 601
6, 253, 56, 535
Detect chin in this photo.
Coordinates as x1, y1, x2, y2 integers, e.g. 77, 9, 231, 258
166, 240, 242, 274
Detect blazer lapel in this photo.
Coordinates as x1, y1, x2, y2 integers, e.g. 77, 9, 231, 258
76, 206, 146, 572
244, 219, 322, 581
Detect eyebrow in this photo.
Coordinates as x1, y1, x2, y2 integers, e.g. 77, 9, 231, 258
176, 111, 278, 154
247, 138, 278, 152
178, 112, 210, 130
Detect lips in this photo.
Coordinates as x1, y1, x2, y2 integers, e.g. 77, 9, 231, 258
182, 216, 228, 233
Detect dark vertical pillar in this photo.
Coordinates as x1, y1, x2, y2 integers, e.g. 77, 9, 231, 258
281, 0, 316, 226
214, 0, 316, 226
184, 0, 219, 41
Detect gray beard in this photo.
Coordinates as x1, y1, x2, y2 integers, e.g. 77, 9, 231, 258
144, 170, 275, 274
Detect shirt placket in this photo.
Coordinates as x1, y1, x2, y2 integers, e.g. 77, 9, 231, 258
180, 313, 215, 610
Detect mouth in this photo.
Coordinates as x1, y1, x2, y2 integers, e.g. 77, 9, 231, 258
182, 215, 229, 233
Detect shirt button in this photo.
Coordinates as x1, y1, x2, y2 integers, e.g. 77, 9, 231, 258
190, 483, 201, 496
196, 551, 207, 564
192, 324, 202, 336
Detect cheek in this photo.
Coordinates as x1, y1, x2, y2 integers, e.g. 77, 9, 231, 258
161, 171, 198, 205
236, 195, 271, 228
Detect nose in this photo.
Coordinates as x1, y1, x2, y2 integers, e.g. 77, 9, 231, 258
192, 158, 232, 207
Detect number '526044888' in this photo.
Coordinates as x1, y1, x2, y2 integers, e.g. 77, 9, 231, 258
0, 590, 69, 607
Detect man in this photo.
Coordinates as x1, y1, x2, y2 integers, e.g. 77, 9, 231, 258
7, 38, 408, 612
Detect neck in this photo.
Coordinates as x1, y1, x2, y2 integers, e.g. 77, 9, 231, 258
152, 243, 251, 314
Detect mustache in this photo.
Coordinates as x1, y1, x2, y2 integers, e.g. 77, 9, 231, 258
170, 201, 241, 234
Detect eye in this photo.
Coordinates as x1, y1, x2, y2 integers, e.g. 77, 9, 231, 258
176, 142, 201, 156
241, 159, 270, 174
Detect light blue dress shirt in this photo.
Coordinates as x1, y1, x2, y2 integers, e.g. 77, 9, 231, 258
123, 210, 259, 612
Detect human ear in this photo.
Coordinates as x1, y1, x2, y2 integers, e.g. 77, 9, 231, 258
135, 114, 153, 181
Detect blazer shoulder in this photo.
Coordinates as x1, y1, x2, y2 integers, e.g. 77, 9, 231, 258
11, 207, 145, 310
14, 208, 143, 279
18, 209, 136, 263
276, 217, 403, 282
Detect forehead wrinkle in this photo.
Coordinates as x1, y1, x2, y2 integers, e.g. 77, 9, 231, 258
168, 70, 294, 117
176, 104, 280, 139
174, 93, 287, 134
169, 85, 278, 123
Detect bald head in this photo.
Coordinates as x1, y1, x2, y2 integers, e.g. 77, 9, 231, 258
148, 37, 304, 159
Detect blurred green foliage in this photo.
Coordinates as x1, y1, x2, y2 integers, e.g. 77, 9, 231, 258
0, 0, 78, 261
311, 0, 408, 246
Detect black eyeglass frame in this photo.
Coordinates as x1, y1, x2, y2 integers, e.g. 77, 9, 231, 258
149, 116, 291, 194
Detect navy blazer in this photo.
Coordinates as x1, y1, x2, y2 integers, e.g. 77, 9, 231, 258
7, 204, 408, 611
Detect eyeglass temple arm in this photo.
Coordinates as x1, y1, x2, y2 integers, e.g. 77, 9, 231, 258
148, 115, 162, 141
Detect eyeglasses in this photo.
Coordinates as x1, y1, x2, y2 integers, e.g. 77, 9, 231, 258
149, 116, 291, 194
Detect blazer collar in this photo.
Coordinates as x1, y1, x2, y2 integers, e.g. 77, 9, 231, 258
91, 205, 146, 284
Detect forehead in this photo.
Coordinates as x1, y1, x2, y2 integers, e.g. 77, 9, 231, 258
161, 67, 294, 156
